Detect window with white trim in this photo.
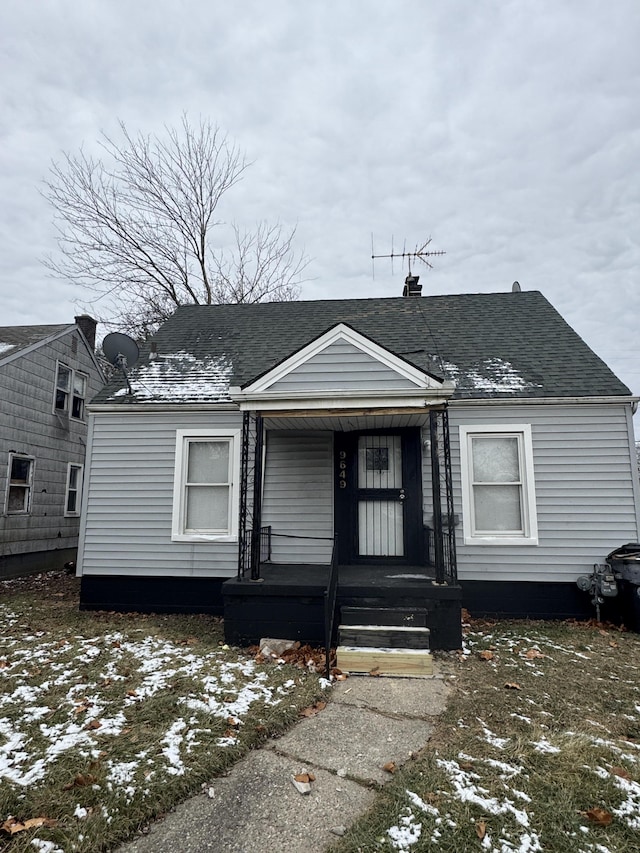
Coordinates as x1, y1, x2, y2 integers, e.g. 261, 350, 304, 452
54, 363, 87, 420
65, 463, 84, 517
5, 454, 35, 515
459, 424, 538, 545
171, 429, 240, 541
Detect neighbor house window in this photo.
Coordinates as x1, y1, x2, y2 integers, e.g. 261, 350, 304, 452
459, 424, 538, 545
5, 454, 35, 515
171, 429, 240, 541
54, 363, 87, 420
65, 463, 84, 517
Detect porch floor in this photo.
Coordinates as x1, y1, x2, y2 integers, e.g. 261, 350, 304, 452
222, 563, 462, 650
223, 562, 460, 599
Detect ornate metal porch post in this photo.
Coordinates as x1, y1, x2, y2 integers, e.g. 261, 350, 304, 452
429, 407, 458, 585
237, 411, 264, 580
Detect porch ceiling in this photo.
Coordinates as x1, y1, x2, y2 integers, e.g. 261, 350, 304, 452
263, 411, 432, 430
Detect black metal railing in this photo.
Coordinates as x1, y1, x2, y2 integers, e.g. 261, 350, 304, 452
238, 526, 272, 580
429, 408, 458, 585
324, 534, 339, 680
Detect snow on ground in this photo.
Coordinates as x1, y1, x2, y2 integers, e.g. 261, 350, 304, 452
0, 614, 299, 812
380, 627, 640, 851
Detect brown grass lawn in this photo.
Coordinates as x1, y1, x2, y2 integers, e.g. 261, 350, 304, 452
0, 571, 328, 853
330, 616, 640, 853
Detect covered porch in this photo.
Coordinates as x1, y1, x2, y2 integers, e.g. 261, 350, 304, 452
223, 407, 462, 654
222, 322, 462, 660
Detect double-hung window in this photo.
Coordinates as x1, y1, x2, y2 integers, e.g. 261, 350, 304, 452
5, 454, 35, 515
459, 424, 538, 545
54, 363, 87, 421
65, 463, 84, 517
171, 429, 240, 541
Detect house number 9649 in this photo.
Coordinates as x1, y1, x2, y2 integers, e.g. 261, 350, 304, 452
338, 451, 347, 488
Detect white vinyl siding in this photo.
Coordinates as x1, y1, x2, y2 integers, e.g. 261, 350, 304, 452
445, 403, 640, 584
459, 424, 538, 545
78, 411, 244, 577
171, 430, 240, 541
261, 431, 334, 564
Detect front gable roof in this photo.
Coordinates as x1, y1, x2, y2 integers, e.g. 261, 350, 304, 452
93, 291, 632, 405
237, 323, 446, 394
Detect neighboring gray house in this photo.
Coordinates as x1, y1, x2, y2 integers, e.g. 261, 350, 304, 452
0, 316, 104, 577
77, 286, 640, 654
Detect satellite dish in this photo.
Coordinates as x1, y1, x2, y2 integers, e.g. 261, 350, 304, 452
512, 281, 521, 293
102, 333, 139, 395
102, 333, 140, 368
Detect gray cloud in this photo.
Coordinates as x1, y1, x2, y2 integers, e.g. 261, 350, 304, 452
1, 0, 639, 403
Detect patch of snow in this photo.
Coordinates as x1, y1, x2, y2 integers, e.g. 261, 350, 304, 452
386, 808, 422, 850
30, 840, 64, 853
0, 342, 15, 354
531, 738, 560, 754
110, 351, 233, 403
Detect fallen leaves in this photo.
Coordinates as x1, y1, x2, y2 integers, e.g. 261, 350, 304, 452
478, 650, 495, 661
300, 700, 327, 718
583, 807, 613, 826
382, 761, 397, 774
611, 766, 632, 780
475, 819, 487, 840
2, 816, 58, 835
503, 682, 522, 690
62, 773, 98, 790
523, 649, 545, 659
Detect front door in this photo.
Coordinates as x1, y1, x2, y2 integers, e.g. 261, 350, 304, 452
335, 429, 423, 565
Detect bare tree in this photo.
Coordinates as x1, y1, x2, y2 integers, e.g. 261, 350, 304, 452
43, 117, 307, 335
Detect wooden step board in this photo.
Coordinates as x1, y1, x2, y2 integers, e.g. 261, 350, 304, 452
338, 624, 431, 650
337, 646, 433, 677
341, 606, 429, 628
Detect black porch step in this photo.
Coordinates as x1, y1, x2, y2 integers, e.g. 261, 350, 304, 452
340, 605, 429, 628
338, 624, 431, 650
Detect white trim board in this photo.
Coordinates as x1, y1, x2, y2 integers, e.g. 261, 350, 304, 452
234, 323, 448, 396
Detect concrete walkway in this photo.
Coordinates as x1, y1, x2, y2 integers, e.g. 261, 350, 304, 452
118, 672, 451, 853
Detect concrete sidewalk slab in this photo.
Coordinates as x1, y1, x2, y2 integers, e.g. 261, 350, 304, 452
332, 674, 450, 717
119, 749, 374, 853
271, 701, 435, 785
117, 672, 451, 853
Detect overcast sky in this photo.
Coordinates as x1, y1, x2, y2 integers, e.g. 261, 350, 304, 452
1, 1, 639, 405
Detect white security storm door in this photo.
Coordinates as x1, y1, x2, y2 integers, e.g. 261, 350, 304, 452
356, 434, 405, 557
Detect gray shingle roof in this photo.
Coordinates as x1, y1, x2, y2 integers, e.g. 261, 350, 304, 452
93, 291, 631, 404
0, 324, 71, 362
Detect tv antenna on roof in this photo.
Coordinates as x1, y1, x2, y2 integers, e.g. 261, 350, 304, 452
371, 235, 446, 279
102, 332, 140, 395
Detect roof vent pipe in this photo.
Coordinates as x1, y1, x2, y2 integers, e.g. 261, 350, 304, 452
403, 274, 422, 297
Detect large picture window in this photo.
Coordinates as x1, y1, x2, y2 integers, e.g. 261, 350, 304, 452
5, 454, 35, 515
459, 424, 538, 545
171, 429, 240, 541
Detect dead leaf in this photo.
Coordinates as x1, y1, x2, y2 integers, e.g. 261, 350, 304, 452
0, 660, 8, 669
478, 650, 494, 661
62, 773, 97, 790
476, 820, 487, 840
294, 772, 314, 783
1, 816, 58, 835
609, 640, 619, 648
583, 807, 613, 826
611, 766, 632, 780
73, 700, 92, 715
227, 716, 240, 727
504, 682, 522, 690
524, 649, 545, 659
382, 761, 397, 774
300, 700, 327, 718
369, 667, 381, 676
85, 719, 101, 731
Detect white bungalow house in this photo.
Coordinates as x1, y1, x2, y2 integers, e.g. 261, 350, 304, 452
76, 284, 639, 661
